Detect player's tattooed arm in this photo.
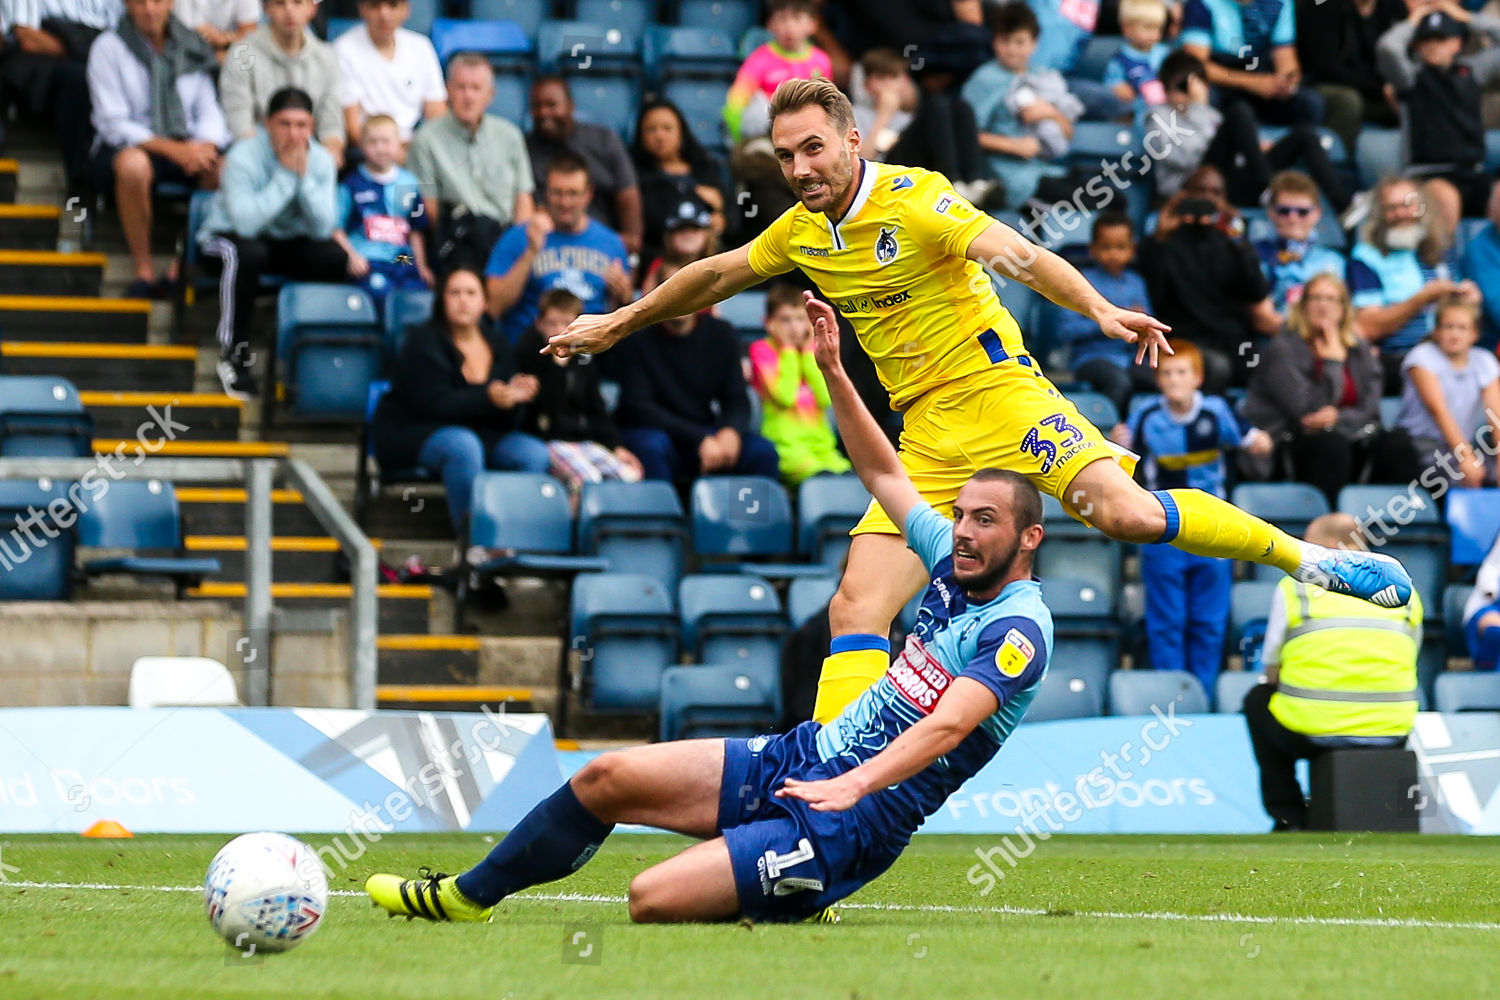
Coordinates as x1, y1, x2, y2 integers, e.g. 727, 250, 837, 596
777, 678, 999, 812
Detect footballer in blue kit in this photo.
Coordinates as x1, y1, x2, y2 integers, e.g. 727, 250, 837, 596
365, 292, 1054, 925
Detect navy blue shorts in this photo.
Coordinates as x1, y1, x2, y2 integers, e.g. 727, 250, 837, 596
718, 721, 906, 921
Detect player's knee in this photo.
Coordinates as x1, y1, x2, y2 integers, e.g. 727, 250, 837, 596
1091, 491, 1167, 543
570, 753, 626, 814
828, 582, 890, 636
627, 874, 670, 923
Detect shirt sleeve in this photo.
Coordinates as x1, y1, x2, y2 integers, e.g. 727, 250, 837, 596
745, 205, 797, 278
1476, 348, 1500, 388
1102, 55, 1128, 90
485, 224, 527, 278
958, 615, 1049, 708
1261, 581, 1289, 669
902, 174, 994, 260
233, 0, 258, 24
1271, 0, 1296, 47
1179, 0, 1214, 50
1210, 396, 1244, 449
903, 501, 954, 574
1346, 256, 1385, 308
88, 34, 155, 148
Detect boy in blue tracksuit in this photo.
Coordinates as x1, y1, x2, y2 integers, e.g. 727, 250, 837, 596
1115, 340, 1272, 689
333, 114, 433, 304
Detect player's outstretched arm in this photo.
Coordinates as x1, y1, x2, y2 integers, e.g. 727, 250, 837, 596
542, 244, 762, 358
805, 292, 922, 532
966, 221, 1174, 367
777, 678, 999, 812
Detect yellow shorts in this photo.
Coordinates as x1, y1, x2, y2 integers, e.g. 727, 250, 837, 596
851, 359, 1137, 536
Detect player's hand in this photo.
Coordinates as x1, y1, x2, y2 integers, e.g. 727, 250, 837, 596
776, 774, 864, 812
804, 291, 842, 374
545, 310, 629, 359
1096, 306, 1172, 366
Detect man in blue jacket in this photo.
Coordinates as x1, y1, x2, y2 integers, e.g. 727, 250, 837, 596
198, 86, 347, 398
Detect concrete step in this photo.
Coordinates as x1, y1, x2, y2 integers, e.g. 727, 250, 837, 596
0, 204, 60, 250
375, 684, 536, 713
91, 438, 287, 459
0, 250, 105, 296
183, 535, 373, 583
0, 160, 17, 204
184, 581, 434, 633
0, 342, 197, 392
177, 487, 325, 537
377, 634, 481, 685
81, 391, 243, 442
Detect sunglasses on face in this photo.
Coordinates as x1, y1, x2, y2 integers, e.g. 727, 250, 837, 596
1272, 205, 1314, 217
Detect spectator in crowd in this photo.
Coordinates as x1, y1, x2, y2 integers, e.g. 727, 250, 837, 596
1461, 179, 1500, 347
1462, 529, 1500, 671
639, 193, 717, 295
630, 98, 726, 273
839, 0, 991, 84
1137, 190, 1280, 392
334, 0, 445, 148
88, 0, 229, 299
1377, 2, 1500, 228
613, 261, 781, 483
514, 288, 643, 493
1244, 511, 1423, 831
1047, 212, 1157, 417
171, 0, 254, 63
1179, 0, 1323, 126
526, 75, 643, 255
1397, 294, 1500, 489
331, 114, 432, 305
1244, 272, 1420, 505
1297, 0, 1406, 154
1112, 340, 1271, 689
1104, 0, 1171, 125
485, 153, 632, 342
853, 47, 995, 205
0, 0, 116, 198
1025, 0, 1124, 121
1253, 170, 1349, 312
372, 266, 549, 539
1348, 175, 1475, 392
963, 2, 1081, 212
407, 53, 535, 272
725, 0, 831, 144
219, 0, 345, 167
1147, 50, 1348, 212
748, 284, 851, 486
197, 87, 346, 398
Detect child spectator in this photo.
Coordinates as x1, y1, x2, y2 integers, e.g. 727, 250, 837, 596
724, 0, 831, 144
515, 289, 644, 492
639, 194, 718, 295
1397, 294, 1500, 489
748, 284, 852, 486
334, 0, 446, 147
1180, 0, 1323, 126
332, 115, 433, 304
1112, 340, 1272, 689
1025, 0, 1122, 121
1104, 0, 1170, 122
1376, 3, 1500, 226
1253, 170, 1349, 312
1047, 212, 1156, 417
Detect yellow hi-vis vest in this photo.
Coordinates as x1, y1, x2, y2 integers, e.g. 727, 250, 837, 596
1268, 577, 1422, 737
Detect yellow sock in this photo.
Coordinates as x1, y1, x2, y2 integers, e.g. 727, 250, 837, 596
1158, 488, 1302, 573
811, 639, 891, 725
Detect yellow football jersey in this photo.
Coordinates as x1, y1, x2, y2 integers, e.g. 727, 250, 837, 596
746, 160, 1022, 409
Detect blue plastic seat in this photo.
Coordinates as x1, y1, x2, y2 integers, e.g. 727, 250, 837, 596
575, 0, 657, 41
571, 573, 680, 711
1067, 122, 1140, 170
676, 0, 757, 39
323, 16, 359, 41
469, 0, 547, 34
1232, 482, 1330, 539
1379, 396, 1402, 428
1214, 670, 1266, 713
662, 77, 732, 150
1445, 583, 1473, 655
717, 290, 767, 337
691, 476, 823, 578
1035, 496, 1122, 611
1023, 668, 1104, 722
1355, 128, 1404, 188
786, 574, 837, 629
77, 479, 221, 590
797, 474, 870, 568
1446, 488, 1500, 568
644, 25, 738, 85
431, 18, 532, 66
406, 0, 437, 35
1062, 389, 1120, 431
468, 472, 610, 575
1041, 576, 1122, 708
1108, 669, 1209, 716
275, 283, 384, 421
679, 574, 785, 694
1229, 578, 1278, 670
1072, 35, 1124, 80
383, 288, 434, 359
577, 480, 687, 591
1337, 484, 1447, 616
0, 375, 91, 457
0, 479, 75, 599
660, 664, 779, 741
355, 381, 437, 526
1434, 672, 1500, 712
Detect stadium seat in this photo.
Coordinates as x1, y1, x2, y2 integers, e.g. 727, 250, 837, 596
1231, 484, 1330, 577
77, 479, 221, 592
1067, 122, 1139, 171
659, 665, 779, 741
644, 25, 738, 87
467, 0, 548, 35
1257, 125, 1349, 165
275, 283, 384, 421
1024, 668, 1104, 722
786, 574, 837, 628
1434, 671, 1500, 712
1336, 485, 1447, 616
0, 478, 75, 599
691, 476, 824, 578
431, 18, 531, 66
127, 656, 239, 707
1230, 578, 1278, 671
1063, 389, 1120, 431
1108, 669, 1209, 717
678, 573, 786, 697
663, 77, 733, 150
323, 16, 359, 41
577, 479, 687, 591
1486, 129, 1500, 172
570, 573, 679, 711
1444, 583, 1473, 655
1034, 496, 1122, 610
354, 381, 437, 527
717, 289, 767, 340
575, 0, 657, 41
1214, 670, 1266, 713
406, 0, 437, 35
797, 474, 870, 568
676, 0, 757, 40
537, 20, 643, 139
1446, 488, 1500, 568
1072, 35, 1124, 80
467, 473, 608, 573
1355, 128, 1403, 188
1379, 396, 1402, 428
383, 288, 434, 358
0, 375, 91, 456
1041, 576, 1121, 709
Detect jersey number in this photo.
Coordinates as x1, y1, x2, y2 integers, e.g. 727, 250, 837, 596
1021, 412, 1084, 474
762, 838, 816, 878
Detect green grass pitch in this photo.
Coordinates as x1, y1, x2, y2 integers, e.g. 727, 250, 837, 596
2, 833, 1498, 999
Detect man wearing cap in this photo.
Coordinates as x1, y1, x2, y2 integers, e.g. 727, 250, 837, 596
1378, 0, 1500, 225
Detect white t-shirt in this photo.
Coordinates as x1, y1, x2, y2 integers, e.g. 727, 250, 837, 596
172, 0, 257, 33
334, 25, 446, 141
1397, 341, 1500, 448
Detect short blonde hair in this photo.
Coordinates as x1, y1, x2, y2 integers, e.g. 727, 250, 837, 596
360, 113, 399, 138
1119, 0, 1168, 28
767, 77, 854, 137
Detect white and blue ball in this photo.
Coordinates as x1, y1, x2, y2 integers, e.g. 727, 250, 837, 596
204, 832, 328, 953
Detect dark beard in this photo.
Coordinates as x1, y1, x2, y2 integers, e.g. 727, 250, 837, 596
954, 536, 1022, 597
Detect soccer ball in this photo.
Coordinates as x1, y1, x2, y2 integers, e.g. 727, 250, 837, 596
204, 832, 328, 954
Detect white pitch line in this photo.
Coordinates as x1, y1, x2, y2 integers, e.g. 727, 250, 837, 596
6, 880, 1499, 932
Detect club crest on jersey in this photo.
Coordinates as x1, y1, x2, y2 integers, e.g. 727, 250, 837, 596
875, 227, 899, 265
891, 176, 914, 191
997, 628, 1035, 678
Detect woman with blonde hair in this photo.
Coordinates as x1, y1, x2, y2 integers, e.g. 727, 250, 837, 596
1244, 271, 1421, 503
